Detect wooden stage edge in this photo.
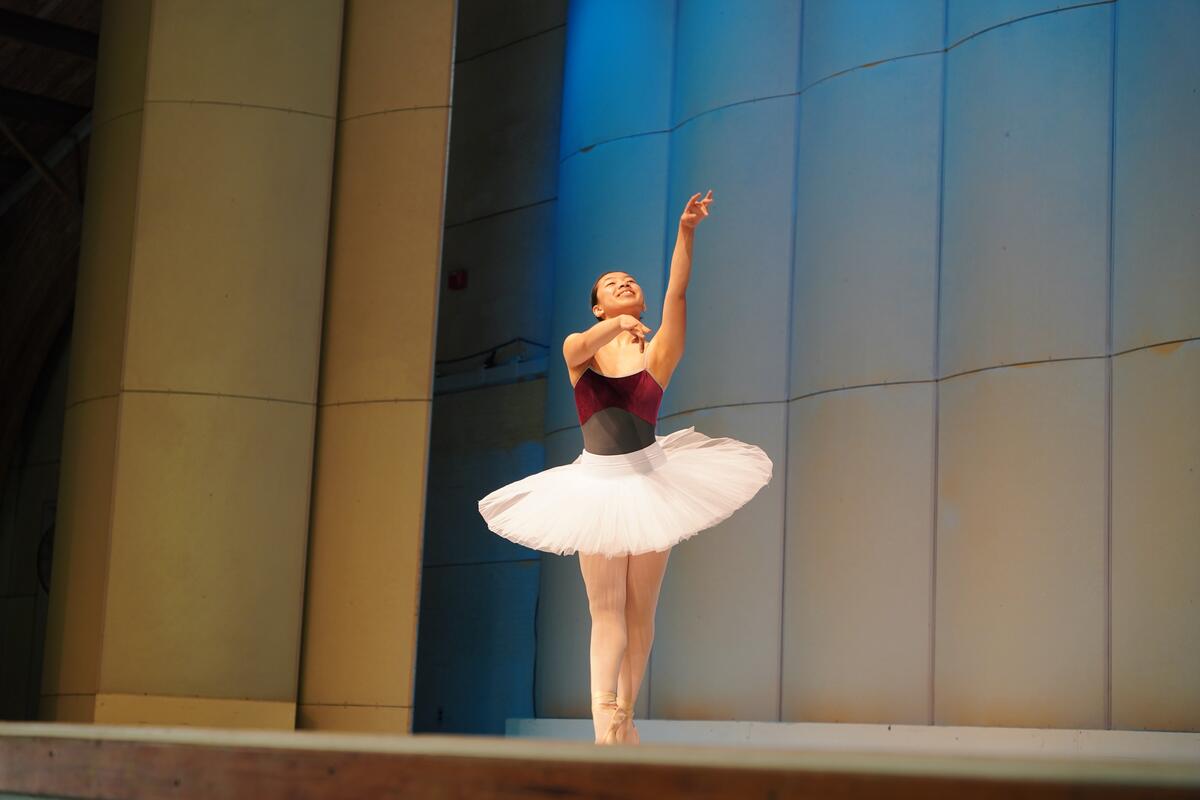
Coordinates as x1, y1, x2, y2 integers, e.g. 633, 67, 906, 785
1, 721, 1198, 799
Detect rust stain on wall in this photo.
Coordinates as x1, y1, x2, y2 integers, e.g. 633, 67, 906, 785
1150, 341, 1185, 356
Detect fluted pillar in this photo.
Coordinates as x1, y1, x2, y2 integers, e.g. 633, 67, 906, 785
40, 0, 343, 728
296, 0, 456, 733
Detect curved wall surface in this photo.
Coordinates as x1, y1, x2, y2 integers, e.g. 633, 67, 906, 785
536, 0, 1199, 732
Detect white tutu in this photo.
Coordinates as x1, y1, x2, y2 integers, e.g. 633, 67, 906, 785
477, 425, 773, 557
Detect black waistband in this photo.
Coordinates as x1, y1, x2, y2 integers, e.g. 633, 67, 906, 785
580, 407, 657, 455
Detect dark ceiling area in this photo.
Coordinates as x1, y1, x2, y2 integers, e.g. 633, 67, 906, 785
0, 0, 98, 208
0, 0, 100, 491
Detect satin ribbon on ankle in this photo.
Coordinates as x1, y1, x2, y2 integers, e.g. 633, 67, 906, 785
590, 690, 626, 745
617, 697, 634, 719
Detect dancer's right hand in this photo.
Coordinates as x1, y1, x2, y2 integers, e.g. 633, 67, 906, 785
617, 314, 653, 349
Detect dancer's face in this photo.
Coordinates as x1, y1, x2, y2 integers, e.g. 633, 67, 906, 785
592, 271, 645, 320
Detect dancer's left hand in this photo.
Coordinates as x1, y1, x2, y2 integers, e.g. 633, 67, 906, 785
680, 189, 713, 229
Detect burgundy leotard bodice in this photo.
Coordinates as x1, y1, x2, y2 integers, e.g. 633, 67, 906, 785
573, 350, 664, 455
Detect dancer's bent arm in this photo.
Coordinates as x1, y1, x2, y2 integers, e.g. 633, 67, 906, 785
564, 315, 651, 369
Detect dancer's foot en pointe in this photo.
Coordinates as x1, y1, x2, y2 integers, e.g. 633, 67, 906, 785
590, 690, 627, 745
615, 696, 639, 744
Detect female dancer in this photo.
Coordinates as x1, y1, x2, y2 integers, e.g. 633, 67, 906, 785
478, 189, 773, 745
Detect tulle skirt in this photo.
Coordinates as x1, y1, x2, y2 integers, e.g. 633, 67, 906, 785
477, 425, 773, 558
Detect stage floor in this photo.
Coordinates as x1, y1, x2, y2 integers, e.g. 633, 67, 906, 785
1, 720, 1197, 799
510, 716, 1200, 763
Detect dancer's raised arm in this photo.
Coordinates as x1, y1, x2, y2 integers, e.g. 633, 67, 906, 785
655, 189, 713, 379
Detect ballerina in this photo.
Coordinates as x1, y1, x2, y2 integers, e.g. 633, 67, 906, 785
478, 189, 773, 744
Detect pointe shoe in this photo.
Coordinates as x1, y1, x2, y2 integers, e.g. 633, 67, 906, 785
615, 697, 639, 744
590, 690, 627, 745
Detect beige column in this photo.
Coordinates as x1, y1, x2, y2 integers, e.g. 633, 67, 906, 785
296, 0, 455, 733
39, 0, 343, 728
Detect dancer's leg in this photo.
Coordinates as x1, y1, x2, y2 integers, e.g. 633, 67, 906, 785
578, 552, 629, 742
615, 547, 671, 742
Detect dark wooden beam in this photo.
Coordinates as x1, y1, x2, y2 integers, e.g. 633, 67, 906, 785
0, 154, 27, 182
0, 85, 89, 125
0, 117, 80, 210
0, 8, 97, 59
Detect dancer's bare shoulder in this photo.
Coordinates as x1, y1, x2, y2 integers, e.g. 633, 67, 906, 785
564, 332, 593, 389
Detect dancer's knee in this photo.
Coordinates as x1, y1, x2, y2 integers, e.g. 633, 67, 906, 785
624, 588, 661, 621
625, 611, 655, 642
590, 607, 628, 648
589, 595, 627, 621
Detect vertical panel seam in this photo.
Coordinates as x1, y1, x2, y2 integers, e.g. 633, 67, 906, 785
97, 0, 158, 703
649, 0, 684, 719
1104, 0, 1118, 732
301, 0, 349, 727
931, 0, 949, 727
778, 0, 805, 725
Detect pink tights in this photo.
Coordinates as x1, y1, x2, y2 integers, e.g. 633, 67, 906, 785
578, 548, 671, 744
